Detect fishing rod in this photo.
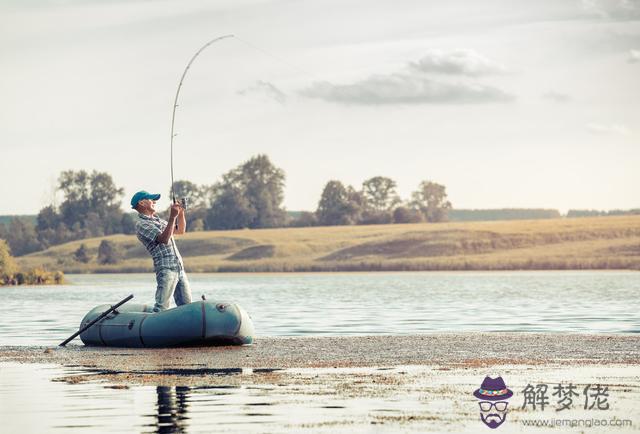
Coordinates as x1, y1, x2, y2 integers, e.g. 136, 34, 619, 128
170, 34, 234, 204
169, 35, 315, 205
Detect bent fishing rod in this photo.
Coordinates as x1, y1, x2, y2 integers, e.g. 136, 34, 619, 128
169, 35, 313, 205
170, 34, 234, 204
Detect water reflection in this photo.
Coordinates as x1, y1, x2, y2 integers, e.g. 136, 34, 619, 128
154, 386, 190, 434
0, 362, 424, 433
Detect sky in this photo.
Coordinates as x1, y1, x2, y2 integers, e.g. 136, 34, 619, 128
1, 0, 639, 215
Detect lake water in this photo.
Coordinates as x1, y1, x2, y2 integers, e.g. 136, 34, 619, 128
1, 271, 639, 433
1, 271, 638, 346
2, 363, 447, 434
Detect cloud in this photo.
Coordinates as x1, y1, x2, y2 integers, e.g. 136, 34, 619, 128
238, 80, 287, 104
300, 49, 514, 105
586, 123, 630, 135
409, 49, 507, 76
542, 92, 572, 103
628, 49, 640, 63
301, 73, 514, 105
581, 0, 640, 20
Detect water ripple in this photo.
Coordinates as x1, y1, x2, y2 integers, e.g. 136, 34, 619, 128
0, 271, 638, 346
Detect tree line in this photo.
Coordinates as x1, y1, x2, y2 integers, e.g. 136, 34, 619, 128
566, 209, 640, 218
0, 170, 136, 256
0, 154, 452, 256
294, 178, 451, 227
163, 156, 452, 229
448, 209, 561, 221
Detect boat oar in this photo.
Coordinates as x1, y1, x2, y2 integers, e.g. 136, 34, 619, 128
59, 294, 134, 347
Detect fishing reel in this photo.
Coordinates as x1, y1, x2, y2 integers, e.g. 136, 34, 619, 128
173, 197, 187, 230
173, 197, 188, 211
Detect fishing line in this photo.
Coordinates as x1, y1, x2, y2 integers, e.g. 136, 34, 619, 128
169, 35, 316, 203
231, 35, 316, 78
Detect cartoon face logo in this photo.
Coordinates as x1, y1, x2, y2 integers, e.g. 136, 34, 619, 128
473, 376, 513, 429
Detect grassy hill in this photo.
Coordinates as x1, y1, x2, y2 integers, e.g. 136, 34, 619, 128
16, 215, 640, 273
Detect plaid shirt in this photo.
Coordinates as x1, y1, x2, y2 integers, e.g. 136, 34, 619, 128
136, 213, 184, 271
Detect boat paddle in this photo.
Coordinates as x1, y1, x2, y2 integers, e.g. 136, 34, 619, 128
58, 294, 134, 347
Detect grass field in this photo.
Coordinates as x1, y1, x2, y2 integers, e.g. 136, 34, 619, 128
16, 215, 640, 273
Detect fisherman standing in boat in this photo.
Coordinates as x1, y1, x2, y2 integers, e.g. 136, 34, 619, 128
131, 191, 192, 312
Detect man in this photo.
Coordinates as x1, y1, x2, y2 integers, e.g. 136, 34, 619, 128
131, 190, 192, 312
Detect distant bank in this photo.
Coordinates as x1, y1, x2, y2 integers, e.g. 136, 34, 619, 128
3, 208, 638, 227
16, 215, 640, 273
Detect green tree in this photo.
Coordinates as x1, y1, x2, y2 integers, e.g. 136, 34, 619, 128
237, 155, 286, 228
90, 172, 124, 210
85, 212, 105, 237
393, 206, 424, 224
316, 180, 362, 226
362, 176, 400, 212
360, 176, 400, 224
120, 213, 136, 234
97, 240, 122, 265
346, 186, 365, 223
0, 239, 17, 279
2, 218, 42, 256
58, 170, 91, 227
31, 170, 127, 249
207, 155, 287, 229
36, 205, 60, 233
74, 243, 91, 263
0, 224, 8, 249
290, 211, 318, 227
411, 181, 452, 222
189, 218, 205, 231
58, 170, 124, 234
36, 205, 65, 247
206, 187, 256, 230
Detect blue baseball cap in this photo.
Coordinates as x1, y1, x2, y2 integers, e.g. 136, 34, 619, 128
130, 190, 161, 209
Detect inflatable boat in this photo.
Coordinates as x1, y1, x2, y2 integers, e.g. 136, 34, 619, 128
79, 301, 254, 347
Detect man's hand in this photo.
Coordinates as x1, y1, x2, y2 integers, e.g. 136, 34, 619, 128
169, 202, 181, 220
175, 200, 186, 234
158, 203, 180, 245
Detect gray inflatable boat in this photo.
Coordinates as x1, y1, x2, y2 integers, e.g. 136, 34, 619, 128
79, 301, 254, 347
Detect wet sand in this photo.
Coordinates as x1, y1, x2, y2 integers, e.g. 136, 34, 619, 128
2, 333, 639, 432
2, 333, 639, 390
2, 333, 639, 372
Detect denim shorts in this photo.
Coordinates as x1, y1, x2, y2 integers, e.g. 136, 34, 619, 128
153, 267, 192, 312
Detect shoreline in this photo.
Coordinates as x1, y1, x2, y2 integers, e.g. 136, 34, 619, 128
36, 268, 640, 276
3, 333, 638, 373
18, 264, 640, 274
3, 269, 637, 288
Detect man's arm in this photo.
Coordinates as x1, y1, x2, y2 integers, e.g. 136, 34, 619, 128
175, 205, 186, 235
157, 203, 181, 244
